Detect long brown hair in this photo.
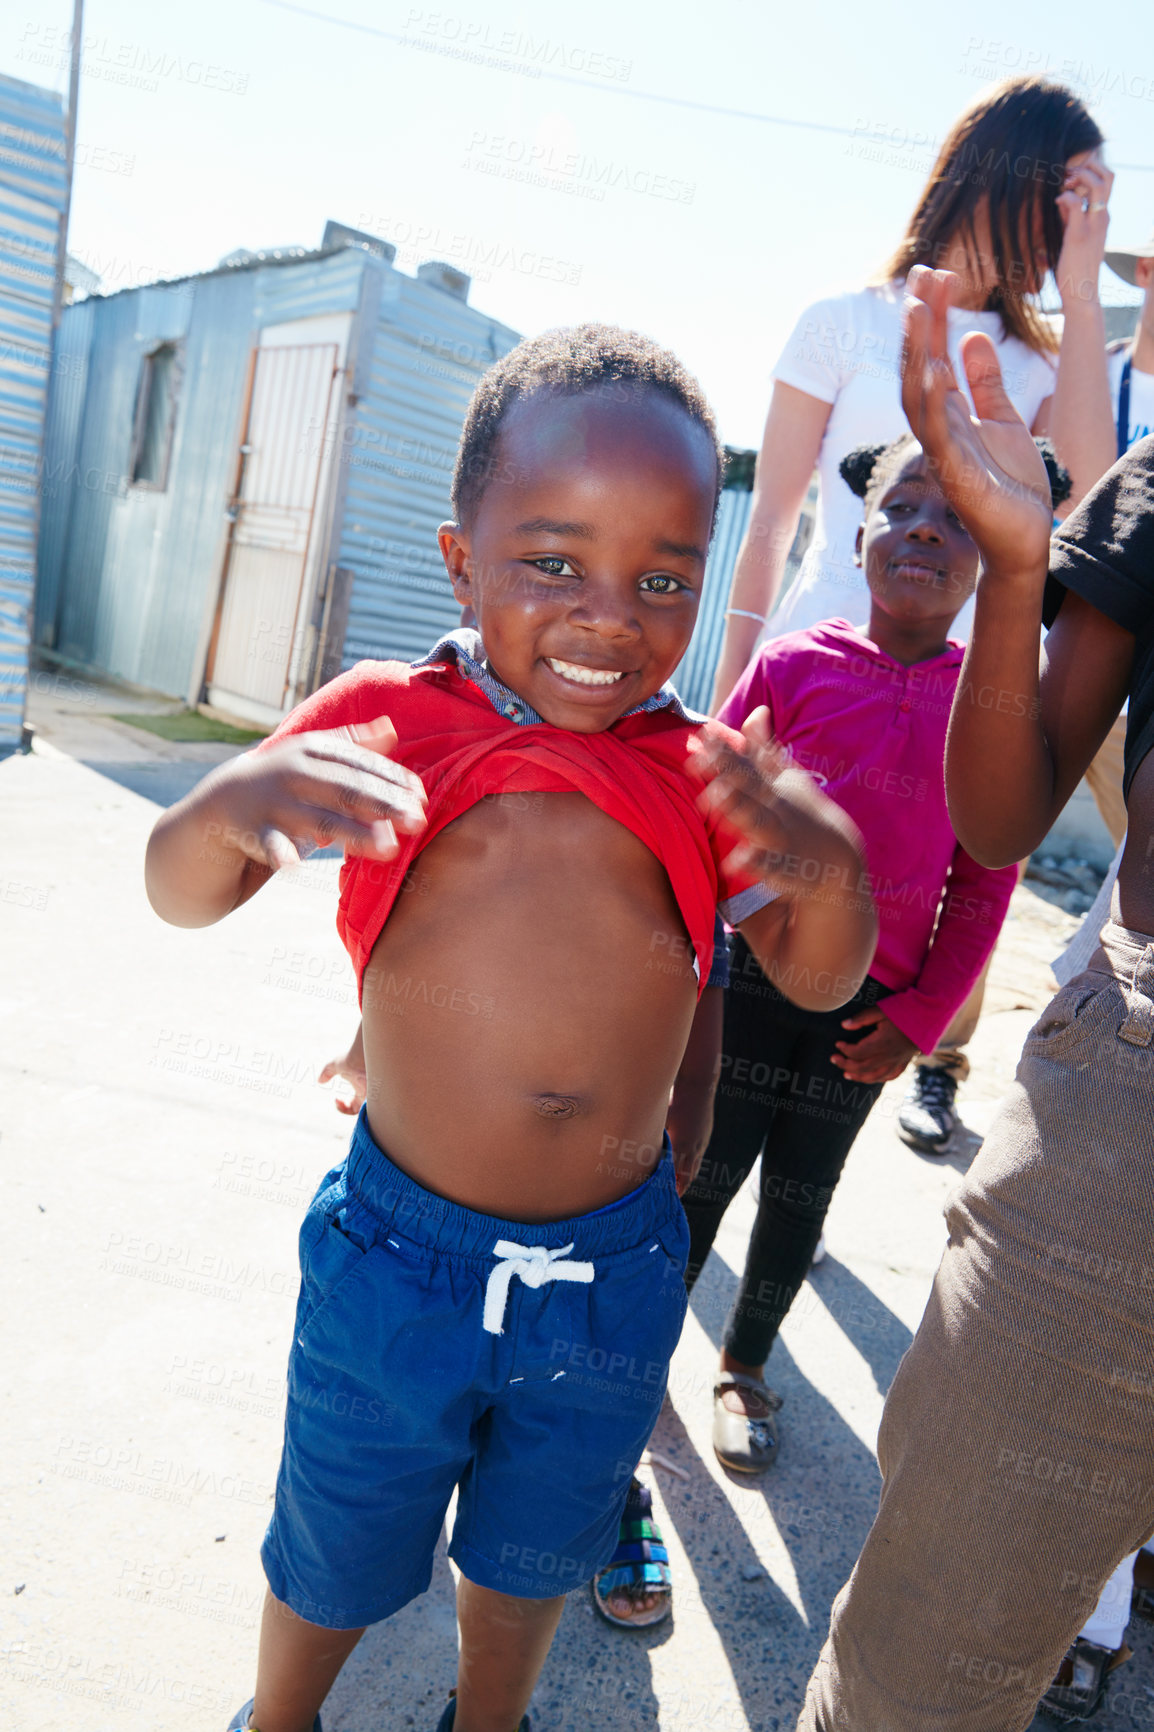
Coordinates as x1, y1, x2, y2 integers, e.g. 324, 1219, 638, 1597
876, 77, 1104, 354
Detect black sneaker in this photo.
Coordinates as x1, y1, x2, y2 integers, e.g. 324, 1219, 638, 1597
897, 1066, 959, 1153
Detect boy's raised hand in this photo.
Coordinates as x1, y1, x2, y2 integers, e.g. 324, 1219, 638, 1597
221, 716, 427, 872
900, 265, 1053, 578
689, 707, 860, 893
146, 714, 429, 930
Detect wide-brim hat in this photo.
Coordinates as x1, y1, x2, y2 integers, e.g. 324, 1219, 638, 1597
1104, 232, 1154, 287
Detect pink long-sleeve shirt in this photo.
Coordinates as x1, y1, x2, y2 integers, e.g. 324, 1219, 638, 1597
718, 619, 1018, 1053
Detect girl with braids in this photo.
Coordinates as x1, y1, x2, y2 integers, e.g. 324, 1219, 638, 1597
711, 75, 1115, 1158
681, 434, 1070, 1474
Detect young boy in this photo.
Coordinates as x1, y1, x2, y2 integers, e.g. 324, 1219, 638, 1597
797, 270, 1154, 1732
145, 325, 877, 1732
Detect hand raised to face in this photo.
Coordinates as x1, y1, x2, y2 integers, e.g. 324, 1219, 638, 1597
899, 266, 1053, 582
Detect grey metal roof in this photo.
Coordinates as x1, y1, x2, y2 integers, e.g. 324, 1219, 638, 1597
0, 71, 68, 748
73, 237, 383, 305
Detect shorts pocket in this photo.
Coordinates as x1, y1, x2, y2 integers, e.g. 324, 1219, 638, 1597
1022, 977, 1115, 1059
294, 1238, 394, 1381
294, 1187, 384, 1351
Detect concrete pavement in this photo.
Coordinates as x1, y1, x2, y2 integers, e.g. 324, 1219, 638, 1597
4, 672, 1151, 1731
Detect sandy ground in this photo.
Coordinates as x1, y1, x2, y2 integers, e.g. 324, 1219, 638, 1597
4, 673, 1152, 1732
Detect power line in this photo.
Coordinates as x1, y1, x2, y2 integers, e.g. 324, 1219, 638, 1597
255, 0, 1154, 172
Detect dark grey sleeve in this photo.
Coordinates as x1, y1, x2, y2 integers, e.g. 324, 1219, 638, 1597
1044, 435, 1154, 633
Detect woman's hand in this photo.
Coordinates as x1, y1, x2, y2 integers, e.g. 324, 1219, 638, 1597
1054, 149, 1113, 314
832, 1007, 919, 1085
900, 265, 1052, 579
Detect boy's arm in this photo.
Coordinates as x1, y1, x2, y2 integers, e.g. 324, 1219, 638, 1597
665, 986, 723, 1196
692, 710, 878, 1014
900, 267, 1135, 867
145, 719, 426, 928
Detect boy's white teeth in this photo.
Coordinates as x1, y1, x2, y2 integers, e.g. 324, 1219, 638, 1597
547, 658, 625, 687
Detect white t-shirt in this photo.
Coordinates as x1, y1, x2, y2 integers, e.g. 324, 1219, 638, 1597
1108, 344, 1154, 451
767, 280, 1058, 639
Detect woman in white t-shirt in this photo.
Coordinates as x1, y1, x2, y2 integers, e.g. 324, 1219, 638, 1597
709, 74, 1116, 710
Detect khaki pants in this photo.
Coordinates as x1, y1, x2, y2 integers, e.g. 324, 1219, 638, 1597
799, 921, 1154, 1732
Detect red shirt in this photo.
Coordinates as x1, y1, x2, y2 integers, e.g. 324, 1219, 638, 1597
262, 645, 772, 1000
719, 620, 1018, 1051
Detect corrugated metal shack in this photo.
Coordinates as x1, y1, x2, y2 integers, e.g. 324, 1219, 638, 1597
0, 71, 70, 752
36, 223, 521, 725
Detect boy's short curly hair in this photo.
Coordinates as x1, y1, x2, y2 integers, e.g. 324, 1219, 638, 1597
452, 322, 726, 524
839, 434, 1072, 512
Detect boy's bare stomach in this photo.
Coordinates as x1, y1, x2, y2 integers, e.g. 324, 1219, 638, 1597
361, 791, 700, 1223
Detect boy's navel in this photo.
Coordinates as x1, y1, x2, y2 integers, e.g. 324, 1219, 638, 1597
531, 1094, 581, 1120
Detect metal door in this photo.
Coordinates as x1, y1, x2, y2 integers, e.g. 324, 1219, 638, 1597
206, 341, 340, 721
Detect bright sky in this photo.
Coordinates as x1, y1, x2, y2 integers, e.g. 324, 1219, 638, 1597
6, 0, 1151, 446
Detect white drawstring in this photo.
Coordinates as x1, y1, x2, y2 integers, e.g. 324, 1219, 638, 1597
482, 1240, 595, 1336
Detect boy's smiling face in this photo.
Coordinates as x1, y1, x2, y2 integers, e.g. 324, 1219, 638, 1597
439, 385, 718, 732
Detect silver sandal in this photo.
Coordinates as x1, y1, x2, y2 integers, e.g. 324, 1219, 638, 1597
712, 1371, 782, 1473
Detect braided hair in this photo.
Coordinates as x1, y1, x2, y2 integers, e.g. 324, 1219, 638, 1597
839, 434, 1072, 512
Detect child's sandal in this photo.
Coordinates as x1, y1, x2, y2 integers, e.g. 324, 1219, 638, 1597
591, 1475, 672, 1629
1037, 1637, 1131, 1725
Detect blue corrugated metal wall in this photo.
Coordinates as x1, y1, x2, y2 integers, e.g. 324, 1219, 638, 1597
37, 250, 369, 697
337, 265, 520, 666
34, 292, 92, 636
0, 72, 68, 748
672, 484, 755, 715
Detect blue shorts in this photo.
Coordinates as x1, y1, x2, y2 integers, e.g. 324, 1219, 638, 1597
261, 1109, 690, 1628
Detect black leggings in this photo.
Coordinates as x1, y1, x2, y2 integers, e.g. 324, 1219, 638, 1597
681, 935, 891, 1368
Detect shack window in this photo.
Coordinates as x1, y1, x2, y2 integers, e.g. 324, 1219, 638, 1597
130, 342, 180, 487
